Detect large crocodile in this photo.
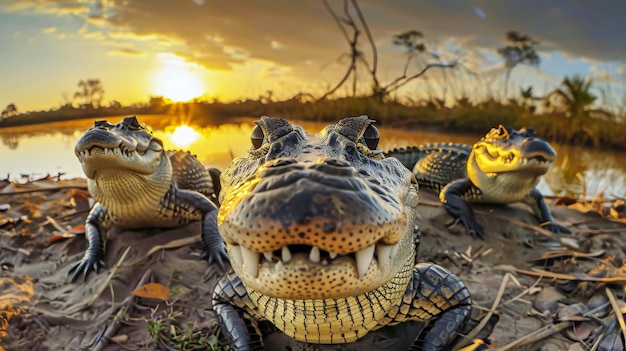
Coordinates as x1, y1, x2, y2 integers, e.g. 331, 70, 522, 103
69, 116, 228, 282
387, 124, 571, 238
212, 116, 472, 350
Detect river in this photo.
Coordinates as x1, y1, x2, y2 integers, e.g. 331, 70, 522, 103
0, 114, 624, 199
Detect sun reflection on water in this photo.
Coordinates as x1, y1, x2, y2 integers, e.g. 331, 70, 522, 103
168, 125, 200, 148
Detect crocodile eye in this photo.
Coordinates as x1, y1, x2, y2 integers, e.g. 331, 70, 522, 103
361, 124, 380, 149
520, 127, 535, 137
497, 125, 509, 137
94, 120, 110, 128
250, 124, 265, 149
126, 116, 143, 130
488, 125, 509, 139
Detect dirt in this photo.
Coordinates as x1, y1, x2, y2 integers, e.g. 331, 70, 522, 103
0, 177, 625, 351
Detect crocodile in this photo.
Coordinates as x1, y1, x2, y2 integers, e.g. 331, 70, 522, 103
212, 116, 472, 350
69, 116, 228, 282
387, 124, 571, 238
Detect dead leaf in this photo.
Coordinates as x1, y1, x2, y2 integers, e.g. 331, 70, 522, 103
131, 282, 171, 301
67, 224, 85, 234
48, 233, 76, 244
555, 196, 578, 206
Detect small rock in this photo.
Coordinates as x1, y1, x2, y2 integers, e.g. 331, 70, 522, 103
534, 286, 564, 312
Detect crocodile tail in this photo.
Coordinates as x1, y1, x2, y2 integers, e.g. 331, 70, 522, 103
384, 143, 471, 171
167, 150, 216, 198
384, 146, 428, 170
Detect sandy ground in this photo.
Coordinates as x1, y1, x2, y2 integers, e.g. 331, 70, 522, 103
1, 177, 626, 351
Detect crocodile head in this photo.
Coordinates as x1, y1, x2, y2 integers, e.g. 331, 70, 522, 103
468, 124, 556, 199
218, 116, 419, 300
75, 116, 165, 179
75, 116, 172, 211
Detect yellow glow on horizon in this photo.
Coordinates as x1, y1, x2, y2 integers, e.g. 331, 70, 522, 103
170, 125, 200, 147
152, 53, 208, 102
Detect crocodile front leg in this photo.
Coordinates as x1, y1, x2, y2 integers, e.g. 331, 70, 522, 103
409, 263, 472, 351
213, 271, 264, 350
174, 189, 229, 271
524, 188, 571, 234
69, 203, 108, 282
440, 178, 485, 238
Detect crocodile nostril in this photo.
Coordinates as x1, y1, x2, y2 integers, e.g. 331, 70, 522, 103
311, 158, 356, 177
266, 158, 298, 167
323, 158, 351, 167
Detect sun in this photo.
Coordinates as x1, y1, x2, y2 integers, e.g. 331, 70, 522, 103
152, 53, 207, 102
170, 125, 200, 147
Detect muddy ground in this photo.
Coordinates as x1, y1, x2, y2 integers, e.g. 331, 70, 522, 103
0, 177, 625, 351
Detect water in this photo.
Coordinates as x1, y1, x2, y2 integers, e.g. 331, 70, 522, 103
1, 114, 624, 199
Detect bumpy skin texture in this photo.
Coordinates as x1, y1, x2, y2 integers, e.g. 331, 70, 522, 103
69, 116, 228, 282
387, 125, 571, 238
212, 116, 471, 350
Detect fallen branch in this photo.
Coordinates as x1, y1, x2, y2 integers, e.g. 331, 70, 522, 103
116, 235, 201, 269
0, 185, 88, 196
454, 272, 517, 350
92, 269, 153, 351
492, 321, 571, 350
66, 246, 131, 315
605, 287, 626, 346
515, 267, 626, 284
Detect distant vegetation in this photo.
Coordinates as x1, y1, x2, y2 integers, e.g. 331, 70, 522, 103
1, 0, 625, 151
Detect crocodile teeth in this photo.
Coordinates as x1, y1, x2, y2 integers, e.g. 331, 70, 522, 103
281, 246, 292, 263
229, 245, 242, 267
376, 243, 396, 269
241, 245, 260, 277
309, 246, 321, 263
356, 244, 375, 277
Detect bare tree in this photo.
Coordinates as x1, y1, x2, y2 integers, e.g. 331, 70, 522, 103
384, 31, 456, 102
319, 0, 456, 102
318, 0, 379, 100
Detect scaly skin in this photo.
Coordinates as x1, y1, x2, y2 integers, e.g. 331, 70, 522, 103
212, 116, 471, 350
387, 125, 571, 238
69, 116, 227, 282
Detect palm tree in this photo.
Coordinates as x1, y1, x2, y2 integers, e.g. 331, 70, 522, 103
549, 75, 596, 120
497, 31, 540, 100
548, 75, 599, 145
519, 86, 537, 112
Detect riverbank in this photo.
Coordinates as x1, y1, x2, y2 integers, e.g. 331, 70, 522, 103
0, 176, 625, 350
2, 97, 625, 151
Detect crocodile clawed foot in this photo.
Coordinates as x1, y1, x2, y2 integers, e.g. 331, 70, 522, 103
449, 217, 485, 239
201, 245, 230, 273
541, 222, 571, 234
68, 257, 106, 283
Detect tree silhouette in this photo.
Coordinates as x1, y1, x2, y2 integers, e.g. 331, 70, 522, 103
319, 0, 455, 102
519, 86, 538, 112
1, 103, 18, 119
74, 79, 105, 108
497, 31, 540, 100
549, 75, 596, 119
383, 30, 455, 101
318, 0, 379, 100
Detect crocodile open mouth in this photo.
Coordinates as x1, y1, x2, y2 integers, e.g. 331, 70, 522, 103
77, 145, 136, 160
229, 240, 400, 278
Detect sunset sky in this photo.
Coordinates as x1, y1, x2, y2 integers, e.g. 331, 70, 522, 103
2, 0, 626, 113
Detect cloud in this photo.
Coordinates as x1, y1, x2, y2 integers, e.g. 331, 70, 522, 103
5, 0, 90, 16
5, 0, 626, 93
41, 26, 56, 34
107, 48, 145, 57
